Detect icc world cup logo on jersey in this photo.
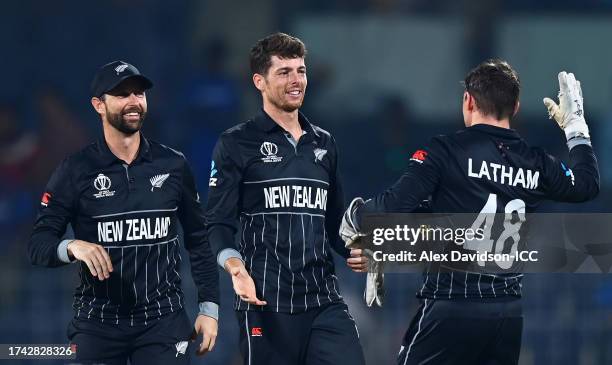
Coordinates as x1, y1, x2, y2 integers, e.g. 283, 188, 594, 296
93, 173, 115, 198
94, 174, 112, 191
260, 141, 278, 156
260, 141, 282, 163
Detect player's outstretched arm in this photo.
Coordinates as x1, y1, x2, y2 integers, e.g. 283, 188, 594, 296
224, 257, 267, 306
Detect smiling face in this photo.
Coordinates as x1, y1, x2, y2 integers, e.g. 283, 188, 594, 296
254, 55, 307, 113
91, 78, 148, 135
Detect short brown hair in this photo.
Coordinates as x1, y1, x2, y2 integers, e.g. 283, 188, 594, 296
250, 32, 307, 75
463, 59, 520, 120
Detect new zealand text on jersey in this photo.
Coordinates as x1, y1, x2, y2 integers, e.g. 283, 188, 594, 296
97, 216, 171, 243
263, 185, 328, 210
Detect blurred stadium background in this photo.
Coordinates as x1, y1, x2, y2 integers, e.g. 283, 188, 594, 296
1, 1, 612, 364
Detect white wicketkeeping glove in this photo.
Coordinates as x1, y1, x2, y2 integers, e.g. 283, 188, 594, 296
340, 197, 384, 307
543, 71, 590, 140
340, 197, 366, 246
363, 251, 384, 307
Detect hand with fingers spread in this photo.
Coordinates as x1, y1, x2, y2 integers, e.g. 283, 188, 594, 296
224, 258, 267, 306
191, 315, 218, 356
543, 71, 590, 141
67, 240, 113, 281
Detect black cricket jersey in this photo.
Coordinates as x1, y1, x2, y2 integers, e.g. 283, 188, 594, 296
359, 124, 599, 300
206, 110, 349, 313
29, 134, 219, 326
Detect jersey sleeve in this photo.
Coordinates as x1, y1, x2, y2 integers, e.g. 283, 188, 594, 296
360, 137, 448, 217
28, 157, 77, 267
178, 158, 220, 307
538, 143, 599, 202
205, 133, 244, 259
325, 136, 350, 258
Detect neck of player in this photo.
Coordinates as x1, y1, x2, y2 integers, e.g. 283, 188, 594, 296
264, 102, 303, 141
103, 121, 141, 164
470, 111, 511, 129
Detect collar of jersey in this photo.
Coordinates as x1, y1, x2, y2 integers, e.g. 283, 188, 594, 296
254, 109, 320, 139
95, 132, 154, 166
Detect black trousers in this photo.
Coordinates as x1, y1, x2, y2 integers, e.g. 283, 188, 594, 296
398, 299, 523, 365
66, 309, 193, 365
236, 301, 365, 365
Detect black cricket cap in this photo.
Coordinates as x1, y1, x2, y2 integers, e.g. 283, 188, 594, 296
90, 60, 153, 97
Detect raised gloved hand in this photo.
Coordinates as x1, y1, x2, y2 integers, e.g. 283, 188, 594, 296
543, 71, 590, 141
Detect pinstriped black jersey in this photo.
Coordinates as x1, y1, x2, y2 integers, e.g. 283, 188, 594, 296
359, 124, 599, 300
206, 111, 349, 313
29, 135, 219, 325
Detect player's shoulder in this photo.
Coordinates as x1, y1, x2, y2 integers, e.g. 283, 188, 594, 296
447, 127, 479, 143
522, 145, 551, 164
63, 141, 99, 169
47, 141, 101, 181
420, 133, 453, 153
217, 120, 252, 143
309, 122, 336, 144
297, 111, 334, 142
309, 122, 332, 138
224, 120, 250, 135
147, 139, 186, 160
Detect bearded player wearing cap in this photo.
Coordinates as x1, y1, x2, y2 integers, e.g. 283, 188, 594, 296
28, 61, 219, 364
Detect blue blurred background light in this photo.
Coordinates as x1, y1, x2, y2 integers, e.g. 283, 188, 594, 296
1, 0, 611, 364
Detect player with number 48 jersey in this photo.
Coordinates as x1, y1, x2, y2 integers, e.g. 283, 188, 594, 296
342, 59, 599, 365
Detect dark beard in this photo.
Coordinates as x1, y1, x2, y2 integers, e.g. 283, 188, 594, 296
106, 108, 146, 135
271, 96, 302, 113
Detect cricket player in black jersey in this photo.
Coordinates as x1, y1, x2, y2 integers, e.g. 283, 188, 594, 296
28, 61, 219, 364
342, 60, 599, 364
205, 33, 365, 365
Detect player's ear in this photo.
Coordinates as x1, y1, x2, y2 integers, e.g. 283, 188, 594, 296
253, 73, 265, 92
513, 100, 520, 116
91, 97, 105, 115
464, 91, 474, 111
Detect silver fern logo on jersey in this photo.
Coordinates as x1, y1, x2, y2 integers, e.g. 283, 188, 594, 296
260, 141, 282, 163
93, 173, 115, 198
150, 173, 170, 191
313, 148, 327, 162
